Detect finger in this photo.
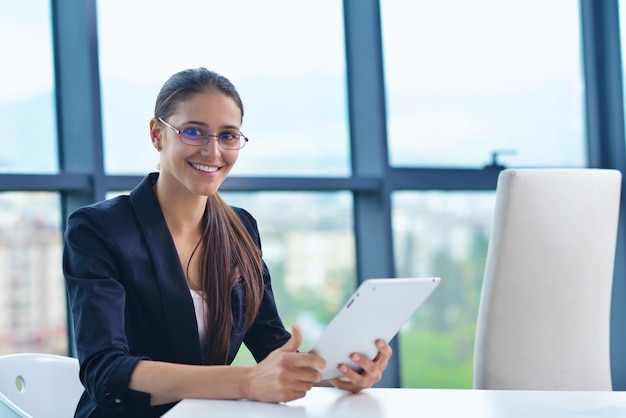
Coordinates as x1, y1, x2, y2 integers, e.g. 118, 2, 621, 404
288, 352, 326, 370
280, 324, 303, 353
373, 339, 393, 362
295, 368, 324, 383
349, 353, 382, 383
370, 341, 392, 373
337, 362, 370, 387
329, 375, 364, 393
283, 389, 309, 403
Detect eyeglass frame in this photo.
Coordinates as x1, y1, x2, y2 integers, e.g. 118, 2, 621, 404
157, 117, 249, 150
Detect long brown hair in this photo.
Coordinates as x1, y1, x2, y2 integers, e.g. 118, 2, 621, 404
199, 194, 264, 364
155, 68, 263, 364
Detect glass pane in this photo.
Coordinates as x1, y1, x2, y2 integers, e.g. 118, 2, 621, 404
97, 0, 349, 177
381, 0, 585, 168
220, 192, 356, 364
0, 192, 67, 355
392, 191, 495, 388
0, 0, 57, 173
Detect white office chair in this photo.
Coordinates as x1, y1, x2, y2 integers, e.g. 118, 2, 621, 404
0, 391, 23, 417
473, 168, 621, 390
0, 353, 84, 417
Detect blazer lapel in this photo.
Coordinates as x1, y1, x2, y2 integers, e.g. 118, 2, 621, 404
130, 173, 204, 365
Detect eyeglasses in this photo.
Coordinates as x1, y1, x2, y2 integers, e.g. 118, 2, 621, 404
158, 117, 248, 150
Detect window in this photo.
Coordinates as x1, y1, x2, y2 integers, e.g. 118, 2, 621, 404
97, 0, 349, 177
381, 0, 585, 169
0, 1, 64, 356
392, 191, 494, 387
0, 0, 57, 173
0, 192, 66, 355
221, 192, 356, 363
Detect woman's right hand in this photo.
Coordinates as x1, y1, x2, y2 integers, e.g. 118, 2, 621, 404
244, 324, 325, 403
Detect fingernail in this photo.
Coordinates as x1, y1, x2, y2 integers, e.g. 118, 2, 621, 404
339, 365, 348, 373
351, 354, 360, 362
377, 340, 385, 348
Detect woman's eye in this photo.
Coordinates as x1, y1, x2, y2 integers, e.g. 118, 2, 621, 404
219, 133, 237, 141
182, 129, 204, 138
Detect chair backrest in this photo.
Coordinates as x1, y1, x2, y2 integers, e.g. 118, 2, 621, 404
473, 168, 621, 390
0, 353, 84, 418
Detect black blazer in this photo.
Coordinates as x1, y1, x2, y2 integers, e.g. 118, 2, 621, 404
63, 173, 291, 417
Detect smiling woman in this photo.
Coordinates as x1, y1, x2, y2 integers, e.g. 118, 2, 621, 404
63, 68, 392, 417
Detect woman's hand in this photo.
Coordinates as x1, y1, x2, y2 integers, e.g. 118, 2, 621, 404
244, 324, 326, 403
328, 339, 393, 393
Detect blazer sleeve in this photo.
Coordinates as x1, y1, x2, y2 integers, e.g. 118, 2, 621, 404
63, 205, 152, 415
232, 207, 292, 361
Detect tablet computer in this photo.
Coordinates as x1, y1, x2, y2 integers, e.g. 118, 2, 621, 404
307, 277, 441, 379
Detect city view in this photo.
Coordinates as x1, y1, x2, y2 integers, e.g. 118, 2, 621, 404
0, 192, 66, 355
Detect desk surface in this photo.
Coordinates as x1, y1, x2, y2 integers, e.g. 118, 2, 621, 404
162, 387, 626, 418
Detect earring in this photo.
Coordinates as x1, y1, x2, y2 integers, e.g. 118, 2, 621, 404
155, 143, 162, 152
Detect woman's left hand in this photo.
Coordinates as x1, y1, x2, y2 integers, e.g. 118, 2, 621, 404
328, 339, 392, 392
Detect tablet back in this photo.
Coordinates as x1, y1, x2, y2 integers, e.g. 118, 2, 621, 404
309, 277, 440, 379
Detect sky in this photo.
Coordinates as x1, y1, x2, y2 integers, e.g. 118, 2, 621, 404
0, 0, 606, 174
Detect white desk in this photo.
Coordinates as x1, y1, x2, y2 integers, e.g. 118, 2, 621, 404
162, 387, 626, 418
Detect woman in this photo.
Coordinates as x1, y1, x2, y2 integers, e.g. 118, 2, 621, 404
63, 68, 392, 417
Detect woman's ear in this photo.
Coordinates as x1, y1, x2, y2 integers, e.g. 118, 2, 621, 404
149, 118, 163, 151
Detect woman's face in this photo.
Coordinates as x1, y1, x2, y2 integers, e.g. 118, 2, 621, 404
151, 90, 242, 198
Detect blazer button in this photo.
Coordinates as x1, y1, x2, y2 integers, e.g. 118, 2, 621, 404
104, 392, 121, 404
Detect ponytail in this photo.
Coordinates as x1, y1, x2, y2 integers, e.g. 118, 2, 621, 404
198, 193, 264, 364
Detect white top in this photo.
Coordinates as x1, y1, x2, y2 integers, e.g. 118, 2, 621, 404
189, 289, 207, 351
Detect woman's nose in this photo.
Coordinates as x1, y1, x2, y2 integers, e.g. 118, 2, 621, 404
200, 137, 221, 156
